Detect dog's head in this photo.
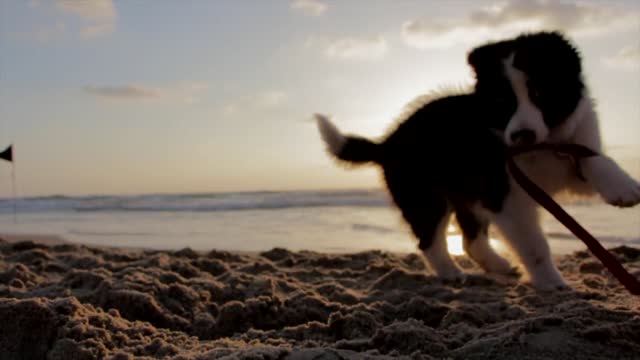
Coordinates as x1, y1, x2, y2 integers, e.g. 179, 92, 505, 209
468, 31, 585, 146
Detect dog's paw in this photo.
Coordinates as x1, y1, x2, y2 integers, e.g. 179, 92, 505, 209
432, 265, 465, 281
466, 241, 517, 276
528, 267, 568, 291
586, 156, 640, 208
439, 269, 467, 283
530, 281, 570, 292
422, 249, 465, 280
482, 255, 517, 276
598, 174, 640, 208
429, 262, 466, 281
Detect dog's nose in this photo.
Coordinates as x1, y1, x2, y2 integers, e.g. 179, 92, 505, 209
510, 129, 537, 146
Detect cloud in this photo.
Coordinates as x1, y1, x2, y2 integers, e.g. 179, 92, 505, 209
222, 103, 239, 116
290, 0, 327, 16
84, 83, 208, 104
256, 91, 288, 107
222, 90, 289, 116
56, 0, 116, 20
325, 36, 388, 60
402, 0, 640, 49
604, 46, 640, 71
55, 0, 117, 38
32, 21, 66, 42
84, 85, 160, 100
79, 23, 115, 38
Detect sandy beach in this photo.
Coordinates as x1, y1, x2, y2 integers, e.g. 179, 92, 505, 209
0, 235, 639, 359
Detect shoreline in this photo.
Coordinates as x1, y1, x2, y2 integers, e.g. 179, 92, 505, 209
0, 230, 597, 255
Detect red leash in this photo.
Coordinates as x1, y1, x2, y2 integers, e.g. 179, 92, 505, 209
508, 144, 640, 295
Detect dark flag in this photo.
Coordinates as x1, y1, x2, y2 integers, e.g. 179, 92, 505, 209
0, 145, 12, 163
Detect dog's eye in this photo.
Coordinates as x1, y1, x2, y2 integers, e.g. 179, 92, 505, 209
530, 89, 541, 101
527, 81, 542, 102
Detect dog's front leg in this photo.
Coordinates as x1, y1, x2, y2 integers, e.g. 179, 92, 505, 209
582, 155, 640, 207
491, 186, 567, 290
568, 104, 640, 207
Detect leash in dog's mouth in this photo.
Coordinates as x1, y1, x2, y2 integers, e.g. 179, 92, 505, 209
507, 143, 599, 158
507, 143, 640, 295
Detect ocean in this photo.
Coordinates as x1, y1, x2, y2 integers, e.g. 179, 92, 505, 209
0, 190, 638, 255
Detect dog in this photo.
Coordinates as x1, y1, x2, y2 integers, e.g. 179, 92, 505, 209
315, 31, 640, 290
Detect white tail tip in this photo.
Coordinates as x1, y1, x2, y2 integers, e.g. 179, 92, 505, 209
315, 113, 346, 156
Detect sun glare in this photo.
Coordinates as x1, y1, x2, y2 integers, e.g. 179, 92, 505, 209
446, 234, 465, 255
446, 223, 507, 256
446, 223, 465, 255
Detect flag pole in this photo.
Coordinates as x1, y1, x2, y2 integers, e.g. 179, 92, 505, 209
11, 158, 16, 224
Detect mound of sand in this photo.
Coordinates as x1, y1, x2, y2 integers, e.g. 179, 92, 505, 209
0, 238, 639, 359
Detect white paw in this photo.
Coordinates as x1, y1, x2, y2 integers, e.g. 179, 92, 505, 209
422, 248, 464, 280
483, 255, 518, 276
466, 240, 516, 276
436, 267, 466, 281
586, 157, 640, 208
528, 266, 568, 291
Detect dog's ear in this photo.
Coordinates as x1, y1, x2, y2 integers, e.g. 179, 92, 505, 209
512, 31, 582, 77
467, 40, 515, 78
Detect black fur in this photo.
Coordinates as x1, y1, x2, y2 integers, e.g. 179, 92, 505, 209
512, 33, 584, 128
337, 137, 380, 163
332, 94, 510, 250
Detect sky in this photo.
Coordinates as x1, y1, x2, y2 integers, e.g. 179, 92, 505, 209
0, 0, 639, 197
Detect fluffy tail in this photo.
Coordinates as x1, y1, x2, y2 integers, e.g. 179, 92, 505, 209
315, 114, 380, 164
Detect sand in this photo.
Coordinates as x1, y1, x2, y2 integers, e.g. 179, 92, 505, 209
0, 236, 639, 359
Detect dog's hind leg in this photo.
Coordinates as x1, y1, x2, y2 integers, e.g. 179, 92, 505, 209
410, 205, 463, 279
490, 188, 567, 290
386, 176, 462, 279
418, 207, 463, 279
456, 206, 514, 275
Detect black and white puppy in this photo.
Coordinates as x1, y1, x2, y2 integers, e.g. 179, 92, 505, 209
316, 31, 640, 290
